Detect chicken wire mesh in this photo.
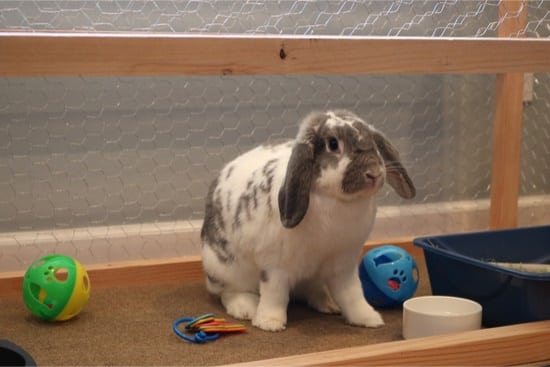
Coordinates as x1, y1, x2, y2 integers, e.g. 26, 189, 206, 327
1, 0, 549, 37
1, 1, 549, 271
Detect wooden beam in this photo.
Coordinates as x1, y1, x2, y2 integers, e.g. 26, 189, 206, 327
489, 1, 527, 229
489, 72, 525, 229
0, 255, 204, 298
232, 320, 550, 366
497, 0, 528, 38
1, 33, 550, 77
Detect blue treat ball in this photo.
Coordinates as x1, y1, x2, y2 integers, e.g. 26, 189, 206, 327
359, 245, 419, 308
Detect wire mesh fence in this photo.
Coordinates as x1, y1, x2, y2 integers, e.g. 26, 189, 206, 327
0, 1, 549, 271
1, 0, 549, 37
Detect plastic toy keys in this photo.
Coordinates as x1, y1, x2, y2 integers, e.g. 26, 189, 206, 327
173, 318, 220, 344
184, 314, 220, 330
186, 314, 247, 333
173, 313, 246, 344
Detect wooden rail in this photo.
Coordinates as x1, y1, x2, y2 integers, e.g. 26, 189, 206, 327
489, 1, 529, 229
1, 33, 550, 77
233, 320, 550, 366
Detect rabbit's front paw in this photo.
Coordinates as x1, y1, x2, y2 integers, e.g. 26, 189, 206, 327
346, 309, 384, 328
252, 314, 287, 332
221, 291, 259, 321
252, 305, 287, 331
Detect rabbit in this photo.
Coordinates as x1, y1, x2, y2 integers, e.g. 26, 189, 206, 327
200, 109, 416, 331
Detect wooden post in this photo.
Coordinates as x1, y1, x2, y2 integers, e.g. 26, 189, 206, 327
489, 1, 527, 229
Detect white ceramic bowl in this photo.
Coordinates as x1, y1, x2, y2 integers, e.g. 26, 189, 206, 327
403, 296, 482, 339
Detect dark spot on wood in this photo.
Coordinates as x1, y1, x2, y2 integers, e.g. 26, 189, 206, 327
279, 48, 287, 60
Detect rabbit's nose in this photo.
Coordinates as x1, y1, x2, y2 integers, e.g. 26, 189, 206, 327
365, 159, 383, 184
365, 171, 382, 184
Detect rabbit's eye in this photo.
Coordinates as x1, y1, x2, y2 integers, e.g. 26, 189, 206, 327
327, 137, 339, 152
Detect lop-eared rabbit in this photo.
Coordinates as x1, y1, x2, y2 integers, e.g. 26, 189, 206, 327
201, 110, 415, 331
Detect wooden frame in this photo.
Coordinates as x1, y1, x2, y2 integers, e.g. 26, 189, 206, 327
1, 4, 550, 363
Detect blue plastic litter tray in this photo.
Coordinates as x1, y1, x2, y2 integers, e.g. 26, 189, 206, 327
413, 225, 550, 327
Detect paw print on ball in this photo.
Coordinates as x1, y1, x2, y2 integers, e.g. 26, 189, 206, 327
388, 268, 410, 291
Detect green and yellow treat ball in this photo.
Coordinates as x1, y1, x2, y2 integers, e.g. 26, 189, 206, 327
22, 254, 91, 321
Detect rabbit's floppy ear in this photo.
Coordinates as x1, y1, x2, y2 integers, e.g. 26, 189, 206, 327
278, 140, 316, 228
373, 131, 416, 199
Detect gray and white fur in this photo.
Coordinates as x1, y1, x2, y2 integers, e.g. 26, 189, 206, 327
201, 110, 416, 331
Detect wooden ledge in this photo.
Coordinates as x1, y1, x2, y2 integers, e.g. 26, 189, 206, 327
0, 255, 204, 298
232, 320, 550, 366
1, 33, 550, 76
